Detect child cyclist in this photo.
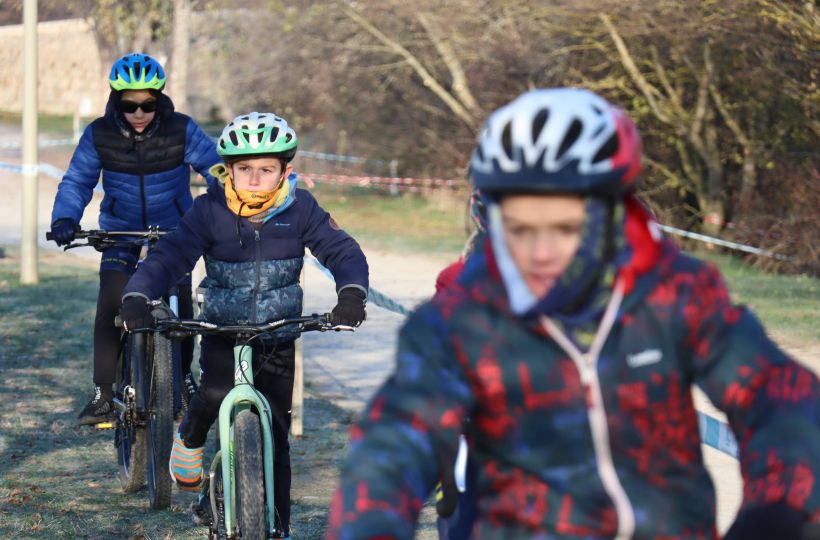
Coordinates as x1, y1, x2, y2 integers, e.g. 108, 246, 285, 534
48, 52, 221, 425
433, 188, 486, 540
119, 112, 369, 539
327, 88, 819, 539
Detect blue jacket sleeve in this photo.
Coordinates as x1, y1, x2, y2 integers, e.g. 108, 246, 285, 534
184, 119, 221, 189
123, 194, 214, 301
689, 263, 820, 518
327, 303, 472, 538
298, 189, 369, 295
50, 126, 101, 225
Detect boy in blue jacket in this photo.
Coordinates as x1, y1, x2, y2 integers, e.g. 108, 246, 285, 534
119, 112, 369, 539
48, 53, 221, 425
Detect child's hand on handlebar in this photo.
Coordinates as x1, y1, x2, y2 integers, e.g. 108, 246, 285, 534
49, 218, 78, 246
119, 295, 156, 332
331, 288, 367, 327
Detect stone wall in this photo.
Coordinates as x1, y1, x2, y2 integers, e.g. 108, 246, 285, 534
0, 18, 109, 117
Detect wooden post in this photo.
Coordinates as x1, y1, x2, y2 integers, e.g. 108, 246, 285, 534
291, 265, 305, 437
20, 0, 39, 284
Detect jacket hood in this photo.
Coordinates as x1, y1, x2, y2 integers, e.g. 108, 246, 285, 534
458, 195, 669, 323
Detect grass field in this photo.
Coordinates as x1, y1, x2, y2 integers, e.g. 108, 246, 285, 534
307, 183, 470, 257
0, 248, 352, 539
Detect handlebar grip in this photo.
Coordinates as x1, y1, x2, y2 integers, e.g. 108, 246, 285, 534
114, 316, 123, 328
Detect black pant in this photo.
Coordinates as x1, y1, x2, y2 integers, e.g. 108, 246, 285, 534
93, 270, 194, 386
180, 335, 295, 533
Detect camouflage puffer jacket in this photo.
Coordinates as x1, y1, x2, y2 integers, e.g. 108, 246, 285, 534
123, 182, 369, 341
199, 257, 304, 341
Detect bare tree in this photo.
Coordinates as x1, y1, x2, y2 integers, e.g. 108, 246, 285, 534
168, 0, 191, 111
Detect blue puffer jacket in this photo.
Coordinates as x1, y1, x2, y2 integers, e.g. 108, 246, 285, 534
50, 91, 220, 230
123, 179, 369, 341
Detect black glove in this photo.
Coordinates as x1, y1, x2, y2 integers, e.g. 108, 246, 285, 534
119, 295, 155, 331
331, 288, 366, 327
50, 218, 78, 246
434, 476, 458, 518
724, 502, 808, 540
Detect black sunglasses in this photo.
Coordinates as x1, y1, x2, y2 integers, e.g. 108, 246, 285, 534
118, 100, 159, 114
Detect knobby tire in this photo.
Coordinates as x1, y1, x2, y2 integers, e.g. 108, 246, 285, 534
116, 332, 147, 493
235, 410, 267, 539
147, 332, 174, 509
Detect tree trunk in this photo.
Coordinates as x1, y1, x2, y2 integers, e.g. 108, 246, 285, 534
169, 0, 190, 112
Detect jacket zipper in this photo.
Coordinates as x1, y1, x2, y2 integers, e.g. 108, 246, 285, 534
136, 142, 148, 229
252, 228, 261, 323
540, 280, 634, 539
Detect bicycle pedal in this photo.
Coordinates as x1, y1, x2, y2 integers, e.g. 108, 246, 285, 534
95, 422, 115, 430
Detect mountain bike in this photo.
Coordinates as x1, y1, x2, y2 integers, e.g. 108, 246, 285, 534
154, 312, 353, 540
47, 228, 181, 509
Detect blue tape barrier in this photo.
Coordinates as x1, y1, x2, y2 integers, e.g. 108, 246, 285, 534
305, 254, 412, 316
0, 137, 75, 149
698, 411, 739, 458
0, 160, 63, 179
0, 135, 391, 167
659, 224, 793, 262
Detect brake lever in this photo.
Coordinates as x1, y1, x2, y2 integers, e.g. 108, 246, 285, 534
329, 324, 355, 332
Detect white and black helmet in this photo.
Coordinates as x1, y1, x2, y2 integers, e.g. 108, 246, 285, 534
469, 87, 642, 195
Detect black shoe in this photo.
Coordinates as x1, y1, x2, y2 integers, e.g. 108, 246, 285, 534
191, 490, 212, 527
77, 387, 115, 426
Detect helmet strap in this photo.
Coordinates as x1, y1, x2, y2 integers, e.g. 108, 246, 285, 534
559, 195, 617, 316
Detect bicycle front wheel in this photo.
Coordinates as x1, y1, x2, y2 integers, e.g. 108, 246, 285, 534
234, 410, 266, 539
146, 332, 174, 510
116, 332, 147, 493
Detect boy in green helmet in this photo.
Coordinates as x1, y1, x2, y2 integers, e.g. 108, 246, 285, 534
119, 112, 369, 538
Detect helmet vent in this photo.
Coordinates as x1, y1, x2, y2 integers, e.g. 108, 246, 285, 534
270, 127, 280, 142
592, 133, 618, 163
501, 122, 514, 161
556, 119, 582, 160
229, 131, 240, 146
285, 133, 293, 142
531, 109, 549, 143
134, 62, 142, 76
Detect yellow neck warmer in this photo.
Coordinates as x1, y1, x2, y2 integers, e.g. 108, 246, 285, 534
210, 163, 291, 218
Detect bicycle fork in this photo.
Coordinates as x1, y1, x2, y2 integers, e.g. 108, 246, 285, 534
213, 343, 277, 538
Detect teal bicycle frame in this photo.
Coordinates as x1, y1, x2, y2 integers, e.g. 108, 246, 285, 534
210, 341, 276, 537
155, 313, 352, 539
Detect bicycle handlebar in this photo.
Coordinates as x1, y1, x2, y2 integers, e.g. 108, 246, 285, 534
46, 228, 169, 251
152, 313, 354, 339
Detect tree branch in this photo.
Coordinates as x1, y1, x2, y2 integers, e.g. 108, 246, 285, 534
416, 12, 480, 114
599, 13, 672, 125
340, 3, 477, 128
703, 43, 756, 192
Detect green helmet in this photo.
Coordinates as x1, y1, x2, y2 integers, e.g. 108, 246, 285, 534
109, 53, 166, 91
217, 112, 298, 162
